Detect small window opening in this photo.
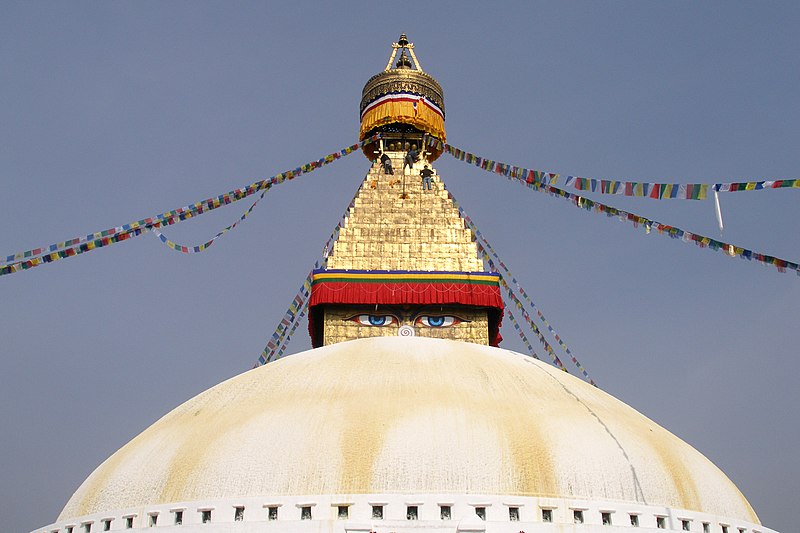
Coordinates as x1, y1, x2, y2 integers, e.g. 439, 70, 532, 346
542, 508, 553, 522
337, 505, 349, 520
372, 505, 384, 520
174, 510, 183, 525
738, 529, 746, 533
682, 519, 691, 531
630, 514, 640, 527
703, 523, 710, 533
602, 512, 612, 526
574, 510, 584, 524
721, 527, 729, 533
267, 506, 278, 521
440, 505, 451, 520
475, 507, 486, 521
509, 506, 520, 521
300, 506, 312, 520
657, 516, 666, 529
66, 527, 74, 533
125, 517, 134, 529
234, 506, 244, 522
407, 505, 418, 520
201, 510, 212, 524
83, 524, 92, 533
149, 514, 158, 527
102, 520, 111, 531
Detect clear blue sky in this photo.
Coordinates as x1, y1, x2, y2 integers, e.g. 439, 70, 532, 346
1, 3, 798, 532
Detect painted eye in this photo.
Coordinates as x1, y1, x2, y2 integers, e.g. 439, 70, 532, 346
351, 314, 398, 327
414, 315, 461, 328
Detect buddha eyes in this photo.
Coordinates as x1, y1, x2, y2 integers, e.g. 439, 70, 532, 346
351, 314, 398, 326
348, 314, 464, 328
415, 315, 461, 328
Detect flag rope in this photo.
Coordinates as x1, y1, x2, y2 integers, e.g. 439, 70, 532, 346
468, 218, 597, 386
496, 272, 567, 372
1, 136, 379, 276
255, 271, 313, 367
253, 174, 366, 367
504, 307, 540, 360
430, 138, 799, 277
443, 183, 595, 383
274, 305, 308, 360
424, 137, 799, 199
151, 188, 267, 254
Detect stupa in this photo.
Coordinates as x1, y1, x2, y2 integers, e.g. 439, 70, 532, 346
35, 35, 776, 533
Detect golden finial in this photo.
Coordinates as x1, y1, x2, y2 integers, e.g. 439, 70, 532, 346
384, 32, 424, 72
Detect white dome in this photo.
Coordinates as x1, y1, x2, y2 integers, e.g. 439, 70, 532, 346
57, 337, 759, 530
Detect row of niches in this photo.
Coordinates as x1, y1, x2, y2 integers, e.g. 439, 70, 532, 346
337, 228, 470, 241
331, 243, 478, 256
41, 496, 770, 532
348, 199, 459, 214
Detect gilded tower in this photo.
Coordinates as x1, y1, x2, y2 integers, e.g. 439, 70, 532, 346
308, 34, 504, 348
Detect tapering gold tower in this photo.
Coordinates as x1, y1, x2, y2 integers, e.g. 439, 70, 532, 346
308, 35, 503, 348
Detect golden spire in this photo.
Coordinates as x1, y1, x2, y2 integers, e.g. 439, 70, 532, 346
306, 36, 503, 349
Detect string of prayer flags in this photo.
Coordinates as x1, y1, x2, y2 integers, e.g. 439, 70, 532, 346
320, 183, 361, 268
495, 272, 567, 372
1, 136, 379, 277
443, 182, 597, 383
254, 180, 365, 367
536, 181, 799, 276
468, 234, 567, 370
466, 213, 597, 386
504, 306, 540, 361
436, 139, 799, 277
483, 244, 596, 383
274, 305, 308, 361
0, 228, 147, 275
425, 136, 561, 186
426, 136, 799, 199
152, 189, 267, 254
714, 180, 800, 192
256, 271, 313, 366
565, 178, 709, 200
567, 178, 799, 198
